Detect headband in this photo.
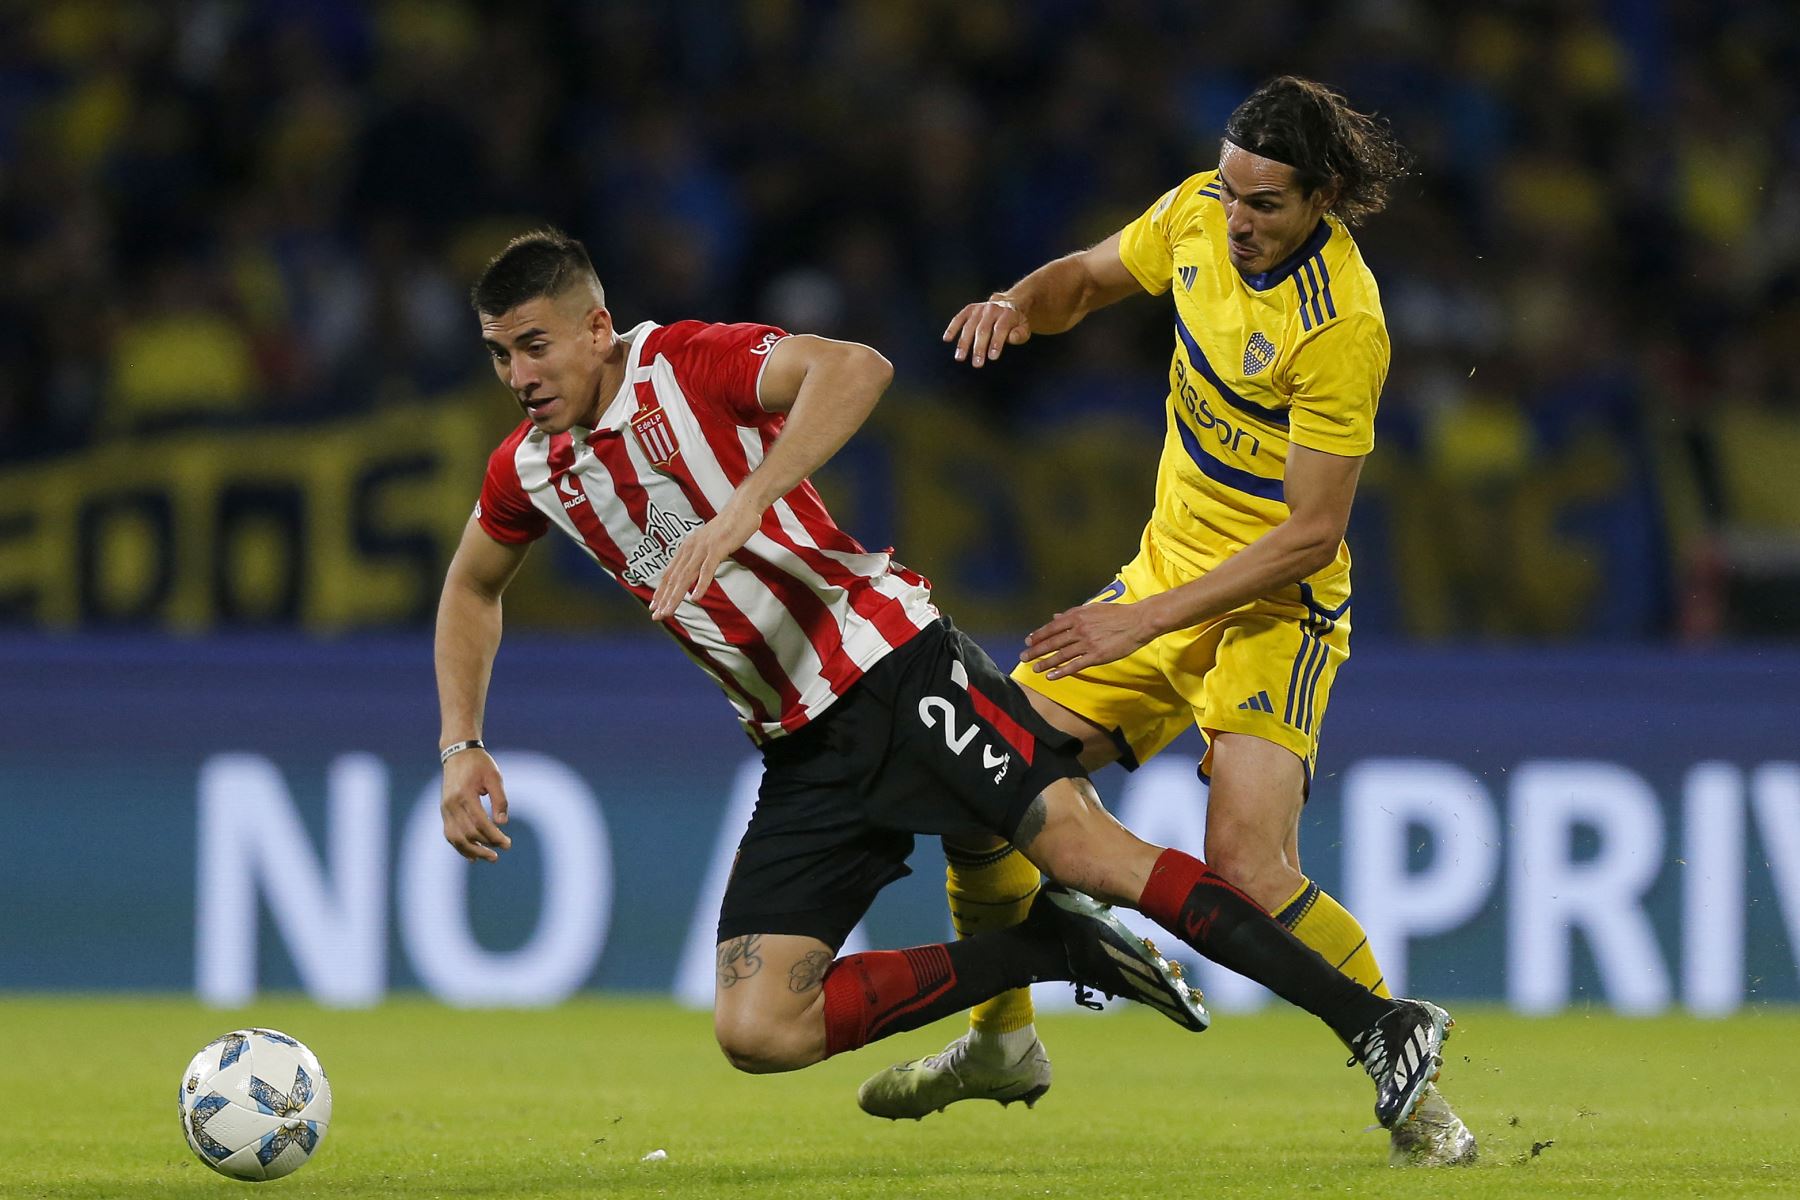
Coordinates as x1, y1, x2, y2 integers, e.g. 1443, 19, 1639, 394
1222, 131, 1299, 169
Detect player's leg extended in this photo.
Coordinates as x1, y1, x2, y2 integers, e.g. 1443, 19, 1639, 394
950, 561, 1190, 1049
718, 878, 1205, 1075
713, 929, 1070, 1073
1194, 605, 1395, 994
1206, 740, 1476, 1166
858, 635, 1182, 1118
1205, 733, 1388, 995
1013, 776, 1452, 1131
1198, 612, 1476, 1162
857, 615, 1186, 1118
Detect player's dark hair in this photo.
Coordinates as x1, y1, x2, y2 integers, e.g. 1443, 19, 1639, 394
470, 227, 603, 314
1223, 76, 1409, 226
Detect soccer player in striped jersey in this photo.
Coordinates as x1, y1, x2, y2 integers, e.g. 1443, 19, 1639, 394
858, 77, 1477, 1166
435, 228, 1456, 1139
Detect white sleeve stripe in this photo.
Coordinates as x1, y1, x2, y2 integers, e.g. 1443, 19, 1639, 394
751, 332, 790, 412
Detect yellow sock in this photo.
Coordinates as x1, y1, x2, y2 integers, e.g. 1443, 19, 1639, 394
1275, 877, 1392, 998
946, 841, 1042, 1034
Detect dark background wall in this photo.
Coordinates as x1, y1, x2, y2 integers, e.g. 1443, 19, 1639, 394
1, 1, 1796, 639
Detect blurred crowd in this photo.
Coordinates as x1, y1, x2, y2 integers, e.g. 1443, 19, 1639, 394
1, 0, 1796, 634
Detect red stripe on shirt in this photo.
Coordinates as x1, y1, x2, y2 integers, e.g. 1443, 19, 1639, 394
644, 378, 853, 711
542, 435, 637, 587
777, 482, 931, 648
690, 395, 925, 654
583, 422, 786, 730
966, 681, 1037, 766
665, 403, 866, 698
627, 379, 809, 730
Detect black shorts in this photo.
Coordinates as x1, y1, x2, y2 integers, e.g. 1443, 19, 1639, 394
715, 617, 1086, 949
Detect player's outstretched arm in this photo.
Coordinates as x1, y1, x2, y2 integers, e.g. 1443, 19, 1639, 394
945, 230, 1145, 367
436, 517, 530, 861
649, 335, 893, 619
1021, 446, 1363, 678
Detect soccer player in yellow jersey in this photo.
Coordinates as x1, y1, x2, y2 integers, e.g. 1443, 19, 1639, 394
858, 77, 1476, 1166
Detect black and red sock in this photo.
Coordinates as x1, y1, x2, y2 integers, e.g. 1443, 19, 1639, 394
1137, 847, 1388, 1043
819, 925, 1068, 1057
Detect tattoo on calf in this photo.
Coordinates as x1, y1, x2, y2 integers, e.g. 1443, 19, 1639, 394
716, 935, 764, 988
1012, 795, 1048, 850
788, 949, 833, 994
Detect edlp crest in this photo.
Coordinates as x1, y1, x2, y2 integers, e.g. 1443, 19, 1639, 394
631, 406, 680, 468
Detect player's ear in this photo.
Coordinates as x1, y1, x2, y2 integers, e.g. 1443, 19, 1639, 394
587, 305, 613, 345
1314, 178, 1342, 216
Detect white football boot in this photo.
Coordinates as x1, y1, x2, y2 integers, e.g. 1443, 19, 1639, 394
1388, 1083, 1478, 1166
857, 1031, 1052, 1120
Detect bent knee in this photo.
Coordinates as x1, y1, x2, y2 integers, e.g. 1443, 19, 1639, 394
713, 1012, 813, 1074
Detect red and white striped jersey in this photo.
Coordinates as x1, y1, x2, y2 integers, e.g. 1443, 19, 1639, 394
475, 319, 939, 742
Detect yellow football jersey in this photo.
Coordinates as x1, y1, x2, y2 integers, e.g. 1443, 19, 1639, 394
1116, 169, 1389, 602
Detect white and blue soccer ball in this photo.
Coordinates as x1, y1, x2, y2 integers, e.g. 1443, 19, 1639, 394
178, 1028, 332, 1181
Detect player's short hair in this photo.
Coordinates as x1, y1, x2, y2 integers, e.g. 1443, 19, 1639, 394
1223, 76, 1409, 226
470, 227, 605, 315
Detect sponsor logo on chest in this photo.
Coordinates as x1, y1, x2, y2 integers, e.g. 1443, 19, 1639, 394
622, 501, 702, 587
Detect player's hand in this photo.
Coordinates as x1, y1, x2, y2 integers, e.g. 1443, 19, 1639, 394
944, 296, 1031, 367
649, 500, 762, 620
441, 749, 512, 862
1021, 601, 1159, 679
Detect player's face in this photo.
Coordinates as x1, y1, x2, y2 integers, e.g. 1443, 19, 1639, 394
479, 291, 616, 434
1216, 143, 1337, 277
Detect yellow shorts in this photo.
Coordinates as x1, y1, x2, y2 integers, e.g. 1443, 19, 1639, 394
1011, 531, 1351, 780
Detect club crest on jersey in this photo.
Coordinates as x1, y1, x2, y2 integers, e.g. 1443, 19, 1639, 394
631, 405, 680, 468
1178, 264, 1198, 291
1242, 331, 1277, 375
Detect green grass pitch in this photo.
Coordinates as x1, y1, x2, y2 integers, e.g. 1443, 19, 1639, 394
5, 996, 1798, 1198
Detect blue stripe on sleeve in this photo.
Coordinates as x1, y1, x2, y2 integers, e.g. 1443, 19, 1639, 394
1301, 260, 1326, 328
1316, 255, 1337, 319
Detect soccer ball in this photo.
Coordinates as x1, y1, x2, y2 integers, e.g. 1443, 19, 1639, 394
177, 1028, 333, 1181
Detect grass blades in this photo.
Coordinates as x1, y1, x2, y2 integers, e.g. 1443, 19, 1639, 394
3, 996, 1798, 1198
